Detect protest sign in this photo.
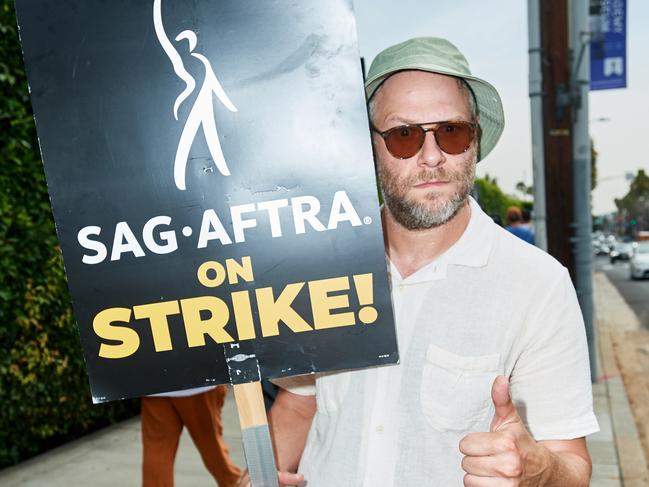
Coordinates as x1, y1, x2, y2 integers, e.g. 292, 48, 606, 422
15, 0, 398, 403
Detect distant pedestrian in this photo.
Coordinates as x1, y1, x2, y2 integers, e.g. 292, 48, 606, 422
141, 385, 241, 487
505, 206, 535, 245
521, 207, 535, 235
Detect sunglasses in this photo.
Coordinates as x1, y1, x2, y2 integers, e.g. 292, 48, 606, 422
371, 120, 479, 159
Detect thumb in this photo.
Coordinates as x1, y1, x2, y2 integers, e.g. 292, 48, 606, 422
490, 375, 518, 431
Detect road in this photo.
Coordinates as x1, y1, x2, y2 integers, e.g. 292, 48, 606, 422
594, 255, 649, 329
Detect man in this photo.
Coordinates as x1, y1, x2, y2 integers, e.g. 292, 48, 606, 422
261, 37, 598, 486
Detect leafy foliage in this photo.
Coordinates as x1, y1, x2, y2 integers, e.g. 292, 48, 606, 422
515, 181, 534, 197
615, 169, 649, 233
474, 175, 528, 223
0, 0, 138, 467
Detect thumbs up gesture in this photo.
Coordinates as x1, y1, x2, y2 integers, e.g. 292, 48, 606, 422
459, 376, 551, 486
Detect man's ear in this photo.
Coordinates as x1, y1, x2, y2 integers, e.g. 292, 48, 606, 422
367, 133, 382, 201
370, 140, 379, 172
365, 112, 379, 167
474, 114, 482, 163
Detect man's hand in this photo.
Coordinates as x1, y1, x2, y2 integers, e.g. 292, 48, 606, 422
459, 376, 552, 486
235, 469, 304, 487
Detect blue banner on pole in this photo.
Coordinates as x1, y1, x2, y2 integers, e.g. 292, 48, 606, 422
590, 0, 627, 90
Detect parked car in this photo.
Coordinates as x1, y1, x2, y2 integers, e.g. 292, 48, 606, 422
593, 240, 610, 255
630, 241, 649, 280
610, 242, 633, 263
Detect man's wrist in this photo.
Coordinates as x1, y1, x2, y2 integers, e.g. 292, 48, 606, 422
523, 441, 555, 486
525, 442, 591, 487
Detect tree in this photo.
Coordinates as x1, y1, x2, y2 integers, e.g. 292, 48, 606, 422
0, 0, 138, 467
515, 181, 534, 198
615, 169, 649, 234
474, 175, 527, 224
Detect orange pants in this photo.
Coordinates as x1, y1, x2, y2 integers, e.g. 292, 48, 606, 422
141, 386, 241, 487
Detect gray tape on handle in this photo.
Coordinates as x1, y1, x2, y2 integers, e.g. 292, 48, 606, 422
241, 424, 280, 487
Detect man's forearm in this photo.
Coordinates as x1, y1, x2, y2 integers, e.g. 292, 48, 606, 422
536, 450, 591, 487
526, 442, 592, 487
268, 389, 316, 472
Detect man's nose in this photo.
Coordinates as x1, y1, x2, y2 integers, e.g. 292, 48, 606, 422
417, 131, 446, 168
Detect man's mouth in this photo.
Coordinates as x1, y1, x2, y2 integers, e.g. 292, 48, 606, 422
413, 180, 449, 189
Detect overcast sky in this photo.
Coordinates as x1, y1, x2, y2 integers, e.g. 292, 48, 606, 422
353, 0, 648, 215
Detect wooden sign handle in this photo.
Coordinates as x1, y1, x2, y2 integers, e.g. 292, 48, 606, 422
233, 381, 279, 487
233, 381, 268, 429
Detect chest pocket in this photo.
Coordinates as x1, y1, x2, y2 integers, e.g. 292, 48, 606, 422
420, 343, 500, 432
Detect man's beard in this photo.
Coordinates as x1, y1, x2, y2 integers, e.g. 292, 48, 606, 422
378, 156, 476, 231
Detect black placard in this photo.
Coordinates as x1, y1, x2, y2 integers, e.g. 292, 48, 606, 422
15, 0, 397, 402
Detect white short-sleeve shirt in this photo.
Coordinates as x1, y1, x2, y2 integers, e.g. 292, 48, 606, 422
274, 198, 599, 486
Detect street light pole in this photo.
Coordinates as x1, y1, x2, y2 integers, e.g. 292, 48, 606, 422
528, 0, 548, 251
571, 0, 596, 382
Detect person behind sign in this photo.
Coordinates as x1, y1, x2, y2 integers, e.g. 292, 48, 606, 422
242, 37, 599, 486
141, 385, 241, 487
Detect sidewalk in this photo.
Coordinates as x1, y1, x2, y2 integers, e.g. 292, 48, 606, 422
0, 271, 647, 486
590, 272, 649, 486
0, 393, 244, 486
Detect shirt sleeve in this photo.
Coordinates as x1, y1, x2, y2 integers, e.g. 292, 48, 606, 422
510, 267, 599, 441
271, 373, 317, 396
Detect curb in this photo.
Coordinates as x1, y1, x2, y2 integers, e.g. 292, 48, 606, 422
595, 272, 649, 486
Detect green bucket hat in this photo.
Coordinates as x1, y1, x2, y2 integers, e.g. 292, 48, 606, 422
365, 37, 505, 162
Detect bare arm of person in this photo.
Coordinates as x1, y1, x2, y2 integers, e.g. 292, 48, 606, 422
535, 438, 591, 486
268, 388, 317, 473
236, 388, 316, 487
459, 376, 592, 486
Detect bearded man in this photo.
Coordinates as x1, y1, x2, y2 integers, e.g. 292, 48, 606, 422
248, 37, 599, 487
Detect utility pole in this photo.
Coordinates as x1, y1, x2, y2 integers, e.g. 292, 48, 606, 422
528, 0, 548, 251
570, 0, 595, 382
539, 0, 575, 276
533, 0, 595, 380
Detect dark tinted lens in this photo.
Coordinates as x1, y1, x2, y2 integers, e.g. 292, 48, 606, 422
384, 125, 425, 159
435, 122, 473, 154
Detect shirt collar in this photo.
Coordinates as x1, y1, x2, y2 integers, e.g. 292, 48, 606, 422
442, 196, 495, 268
387, 197, 496, 284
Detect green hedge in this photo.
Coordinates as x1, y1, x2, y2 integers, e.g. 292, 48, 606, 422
474, 175, 529, 223
0, 1, 138, 468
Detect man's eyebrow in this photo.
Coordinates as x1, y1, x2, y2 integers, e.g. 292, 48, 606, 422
384, 115, 417, 124
383, 115, 469, 125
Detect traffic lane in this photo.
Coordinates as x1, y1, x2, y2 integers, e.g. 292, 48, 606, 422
594, 255, 649, 329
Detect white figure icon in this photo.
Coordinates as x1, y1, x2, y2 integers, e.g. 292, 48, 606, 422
153, 0, 238, 191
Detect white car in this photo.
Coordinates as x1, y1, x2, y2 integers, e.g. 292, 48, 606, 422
630, 241, 649, 280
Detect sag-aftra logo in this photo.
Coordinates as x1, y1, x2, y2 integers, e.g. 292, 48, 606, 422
154, 0, 237, 191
